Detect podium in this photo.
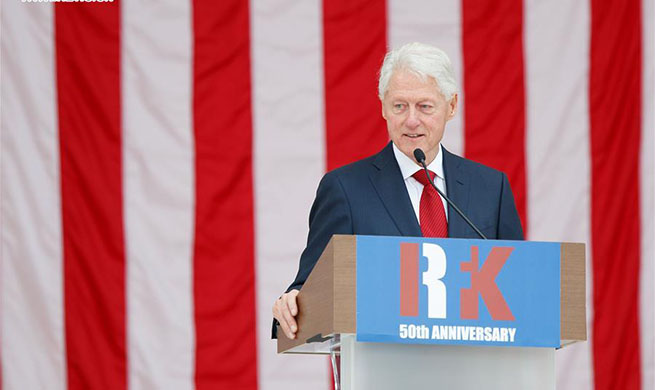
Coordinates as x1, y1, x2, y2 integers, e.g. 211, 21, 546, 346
277, 235, 586, 389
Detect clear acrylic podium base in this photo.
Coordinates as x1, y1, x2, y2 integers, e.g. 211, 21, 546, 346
330, 334, 555, 390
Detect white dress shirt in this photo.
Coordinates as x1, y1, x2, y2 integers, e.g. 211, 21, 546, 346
392, 142, 448, 224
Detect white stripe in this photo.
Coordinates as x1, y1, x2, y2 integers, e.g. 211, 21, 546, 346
640, 0, 654, 386
523, 0, 593, 388
387, 0, 464, 156
0, 3, 66, 389
122, 0, 195, 388
251, 1, 330, 388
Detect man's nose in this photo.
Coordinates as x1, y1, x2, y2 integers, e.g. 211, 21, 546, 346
405, 108, 420, 128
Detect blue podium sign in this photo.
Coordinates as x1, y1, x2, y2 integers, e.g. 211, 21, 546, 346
356, 236, 561, 347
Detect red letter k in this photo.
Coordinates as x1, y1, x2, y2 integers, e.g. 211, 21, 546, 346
460, 246, 515, 321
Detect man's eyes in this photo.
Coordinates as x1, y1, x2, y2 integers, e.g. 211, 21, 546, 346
391, 103, 435, 112
419, 104, 435, 112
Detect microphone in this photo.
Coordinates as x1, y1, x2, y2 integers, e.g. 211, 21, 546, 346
413, 148, 488, 240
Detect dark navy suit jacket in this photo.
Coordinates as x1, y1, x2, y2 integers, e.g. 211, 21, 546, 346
273, 142, 523, 337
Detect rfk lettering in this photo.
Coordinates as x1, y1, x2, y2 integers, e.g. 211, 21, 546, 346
400, 243, 515, 321
460, 246, 515, 321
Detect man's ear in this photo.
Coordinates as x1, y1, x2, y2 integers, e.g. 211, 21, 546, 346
381, 102, 387, 120
448, 93, 458, 119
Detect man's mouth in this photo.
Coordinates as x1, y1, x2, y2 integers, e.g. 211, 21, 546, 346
404, 134, 424, 139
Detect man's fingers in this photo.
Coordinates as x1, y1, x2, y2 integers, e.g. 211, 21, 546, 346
280, 300, 297, 334
273, 296, 296, 339
272, 290, 301, 339
286, 290, 299, 316
277, 314, 295, 339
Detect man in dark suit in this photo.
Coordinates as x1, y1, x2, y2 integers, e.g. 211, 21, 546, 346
272, 42, 523, 340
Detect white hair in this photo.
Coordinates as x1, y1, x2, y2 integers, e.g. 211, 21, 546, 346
378, 42, 458, 101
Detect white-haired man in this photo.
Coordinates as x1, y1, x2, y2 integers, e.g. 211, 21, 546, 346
273, 42, 523, 340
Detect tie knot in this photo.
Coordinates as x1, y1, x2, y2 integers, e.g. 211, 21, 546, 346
412, 170, 436, 187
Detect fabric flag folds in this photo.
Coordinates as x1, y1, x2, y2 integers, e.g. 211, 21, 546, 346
1, 0, 653, 389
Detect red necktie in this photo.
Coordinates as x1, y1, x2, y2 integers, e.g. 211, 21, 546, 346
412, 170, 448, 237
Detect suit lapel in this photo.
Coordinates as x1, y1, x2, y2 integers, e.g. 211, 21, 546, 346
369, 143, 423, 237
443, 147, 471, 238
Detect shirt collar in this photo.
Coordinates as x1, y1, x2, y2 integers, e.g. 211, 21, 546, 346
392, 142, 444, 181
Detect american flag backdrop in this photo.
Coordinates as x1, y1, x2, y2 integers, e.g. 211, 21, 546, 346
1, 0, 653, 389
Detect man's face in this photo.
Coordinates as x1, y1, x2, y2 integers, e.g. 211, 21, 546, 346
381, 69, 457, 165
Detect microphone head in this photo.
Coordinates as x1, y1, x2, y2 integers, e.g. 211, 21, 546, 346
413, 148, 426, 164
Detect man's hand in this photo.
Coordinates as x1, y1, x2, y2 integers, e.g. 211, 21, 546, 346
272, 289, 300, 339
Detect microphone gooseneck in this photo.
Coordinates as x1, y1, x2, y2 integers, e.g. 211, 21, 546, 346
412, 148, 488, 240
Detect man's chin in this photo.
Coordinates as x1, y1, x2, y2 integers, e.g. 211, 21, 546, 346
402, 142, 441, 164
396, 144, 424, 163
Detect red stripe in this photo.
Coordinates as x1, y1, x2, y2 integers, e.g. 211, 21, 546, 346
400, 243, 419, 316
322, 2, 387, 385
323, 0, 388, 171
589, 0, 643, 388
55, 3, 125, 389
461, 0, 527, 233
192, 1, 257, 388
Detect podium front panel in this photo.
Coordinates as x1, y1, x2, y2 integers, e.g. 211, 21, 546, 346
356, 236, 561, 348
